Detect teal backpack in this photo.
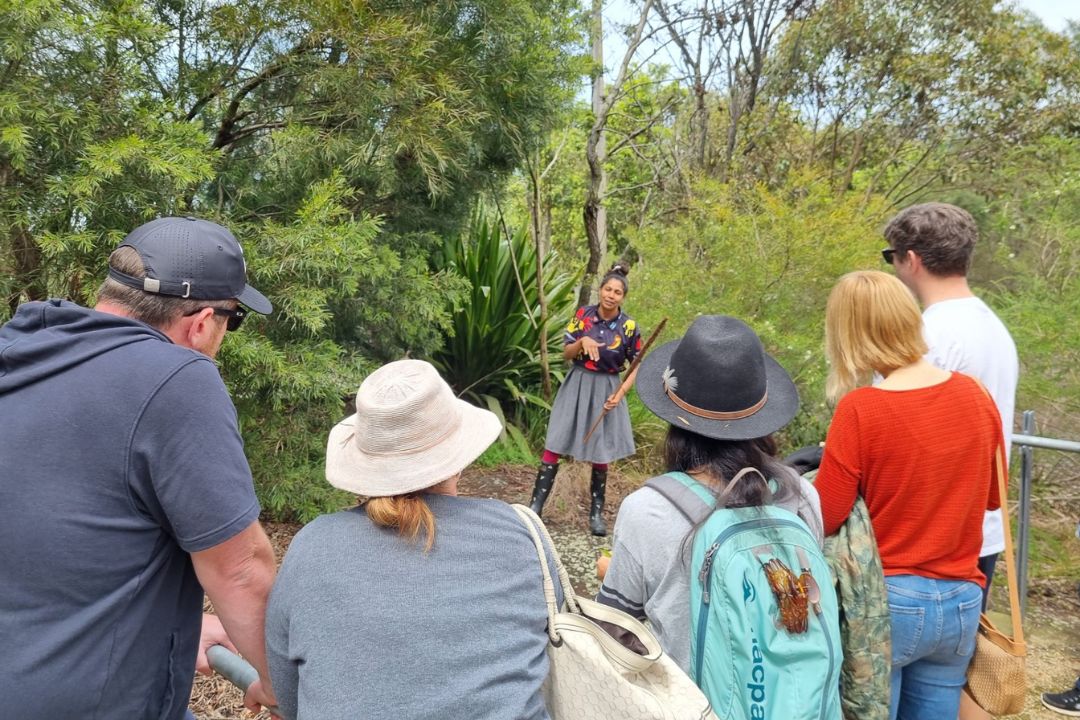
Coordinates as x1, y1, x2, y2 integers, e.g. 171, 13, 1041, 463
645, 470, 842, 720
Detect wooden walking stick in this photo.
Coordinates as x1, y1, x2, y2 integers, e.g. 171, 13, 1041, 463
582, 317, 667, 445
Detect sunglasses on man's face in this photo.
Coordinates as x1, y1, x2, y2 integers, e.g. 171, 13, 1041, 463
186, 306, 247, 331
212, 307, 247, 331
881, 247, 898, 264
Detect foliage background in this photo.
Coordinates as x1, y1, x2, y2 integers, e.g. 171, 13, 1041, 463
1, 0, 587, 519
2, 0, 1078, 520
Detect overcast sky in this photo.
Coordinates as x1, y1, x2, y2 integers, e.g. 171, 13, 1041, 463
1014, 0, 1075, 31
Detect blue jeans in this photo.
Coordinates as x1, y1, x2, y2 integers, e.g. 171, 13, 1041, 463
887, 575, 983, 720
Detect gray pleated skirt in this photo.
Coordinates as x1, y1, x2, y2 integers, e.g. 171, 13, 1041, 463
544, 366, 636, 464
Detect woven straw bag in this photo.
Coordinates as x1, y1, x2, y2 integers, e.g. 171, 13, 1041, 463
512, 505, 718, 720
964, 445, 1026, 715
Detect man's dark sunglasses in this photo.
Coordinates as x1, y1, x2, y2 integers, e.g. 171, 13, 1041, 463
185, 306, 247, 331
881, 247, 897, 264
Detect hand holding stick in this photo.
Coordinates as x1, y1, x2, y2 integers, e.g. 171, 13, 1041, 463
207, 645, 281, 717
582, 317, 667, 445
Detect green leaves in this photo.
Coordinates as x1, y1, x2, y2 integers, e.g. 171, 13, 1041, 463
65, 123, 215, 207
630, 173, 889, 448
774, 0, 1080, 199
207, 178, 382, 520
431, 210, 577, 423
0, 125, 31, 171
0, 0, 586, 519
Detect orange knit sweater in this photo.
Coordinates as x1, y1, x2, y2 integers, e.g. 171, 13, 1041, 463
816, 372, 1003, 587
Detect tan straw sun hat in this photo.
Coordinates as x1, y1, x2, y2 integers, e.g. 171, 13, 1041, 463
326, 359, 503, 497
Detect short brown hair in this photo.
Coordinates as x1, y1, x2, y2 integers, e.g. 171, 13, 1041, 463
825, 271, 927, 402
883, 202, 977, 277
97, 246, 233, 329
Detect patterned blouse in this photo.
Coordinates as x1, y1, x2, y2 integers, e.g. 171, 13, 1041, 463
564, 305, 642, 374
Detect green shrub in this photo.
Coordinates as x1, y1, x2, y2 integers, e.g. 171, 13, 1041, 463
628, 172, 889, 453
473, 440, 539, 468
431, 211, 578, 432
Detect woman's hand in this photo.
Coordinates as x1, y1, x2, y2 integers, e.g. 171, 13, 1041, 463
580, 336, 605, 361
244, 677, 279, 717
603, 390, 624, 411
596, 555, 610, 581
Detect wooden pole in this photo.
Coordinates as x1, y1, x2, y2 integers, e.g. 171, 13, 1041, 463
583, 317, 667, 445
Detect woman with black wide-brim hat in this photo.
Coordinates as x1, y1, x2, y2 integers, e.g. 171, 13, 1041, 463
594, 315, 826, 673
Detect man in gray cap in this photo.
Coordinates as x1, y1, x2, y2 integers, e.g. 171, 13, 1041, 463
0, 217, 277, 718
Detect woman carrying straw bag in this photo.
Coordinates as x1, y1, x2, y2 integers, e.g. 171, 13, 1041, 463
265, 359, 562, 720
815, 271, 1005, 720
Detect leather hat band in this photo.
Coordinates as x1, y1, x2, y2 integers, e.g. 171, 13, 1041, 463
665, 386, 768, 420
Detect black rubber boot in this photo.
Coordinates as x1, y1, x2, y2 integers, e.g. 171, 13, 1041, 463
588, 466, 608, 536
529, 462, 559, 517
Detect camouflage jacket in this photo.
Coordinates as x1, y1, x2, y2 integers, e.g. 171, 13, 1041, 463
819, 487, 891, 720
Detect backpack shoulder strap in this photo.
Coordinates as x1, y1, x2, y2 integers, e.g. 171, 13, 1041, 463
644, 472, 715, 525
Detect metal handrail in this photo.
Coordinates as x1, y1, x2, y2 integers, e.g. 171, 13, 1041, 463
1012, 410, 1080, 617
1013, 432, 1080, 454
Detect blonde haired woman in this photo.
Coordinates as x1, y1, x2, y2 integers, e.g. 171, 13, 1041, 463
814, 271, 1004, 720
265, 359, 561, 720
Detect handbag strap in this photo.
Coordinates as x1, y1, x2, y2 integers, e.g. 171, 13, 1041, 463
972, 377, 1024, 644
511, 504, 580, 642
995, 443, 1025, 644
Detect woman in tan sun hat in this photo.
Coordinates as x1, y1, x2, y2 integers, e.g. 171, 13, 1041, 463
264, 359, 563, 720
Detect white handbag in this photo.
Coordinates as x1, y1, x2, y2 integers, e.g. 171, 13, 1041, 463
512, 505, 718, 720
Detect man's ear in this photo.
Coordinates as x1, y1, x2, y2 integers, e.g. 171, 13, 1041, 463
167, 307, 215, 351
187, 306, 219, 341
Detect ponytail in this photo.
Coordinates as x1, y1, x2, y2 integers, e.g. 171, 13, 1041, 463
362, 493, 436, 551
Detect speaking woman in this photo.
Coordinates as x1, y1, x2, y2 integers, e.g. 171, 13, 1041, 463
528, 262, 642, 536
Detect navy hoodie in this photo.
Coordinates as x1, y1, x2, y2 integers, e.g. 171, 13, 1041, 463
0, 300, 260, 720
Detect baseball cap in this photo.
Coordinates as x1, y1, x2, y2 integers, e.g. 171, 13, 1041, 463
106, 216, 272, 314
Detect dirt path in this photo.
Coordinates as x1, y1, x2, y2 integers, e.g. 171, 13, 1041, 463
191, 463, 1080, 719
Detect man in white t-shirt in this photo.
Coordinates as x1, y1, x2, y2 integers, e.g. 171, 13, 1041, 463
883, 202, 1019, 610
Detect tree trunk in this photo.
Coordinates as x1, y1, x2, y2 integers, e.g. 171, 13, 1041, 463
527, 152, 553, 402
581, 192, 604, 309
694, 83, 709, 169
581, 0, 607, 308
841, 129, 865, 192
582, 121, 606, 308
721, 96, 741, 183
10, 224, 44, 316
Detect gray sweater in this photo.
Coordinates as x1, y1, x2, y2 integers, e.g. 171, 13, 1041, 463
266, 495, 559, 720
597, 471, 824, 671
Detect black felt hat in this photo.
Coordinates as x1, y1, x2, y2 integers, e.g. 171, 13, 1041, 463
636, 315, 799, 440
107, 216, 272, 314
